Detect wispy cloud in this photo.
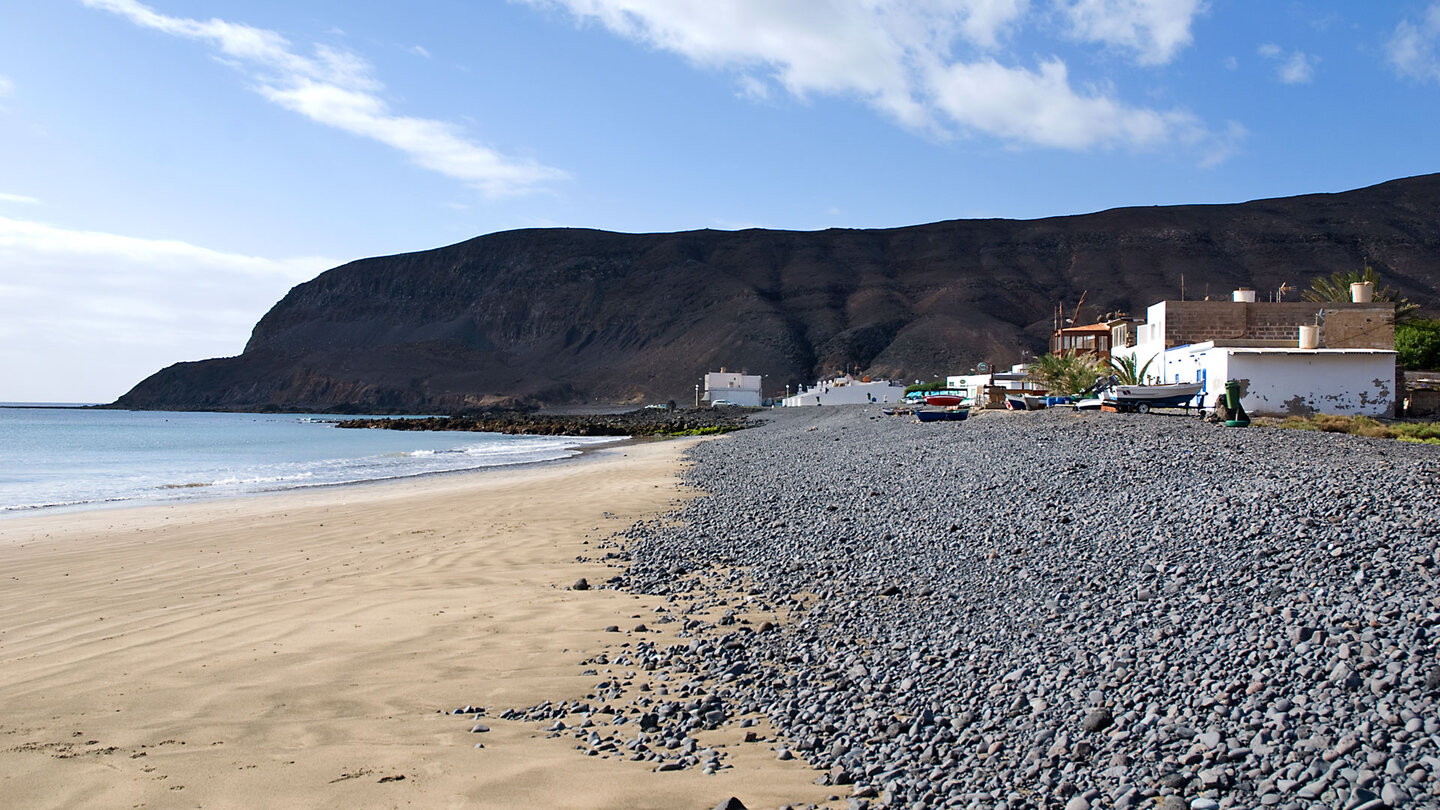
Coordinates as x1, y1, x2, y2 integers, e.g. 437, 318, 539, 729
1258, 43, 1317, 84
0, 214, 338, 401
0, 74, 13, 97
0, 192, 40, 205
523, 0, 1232, 162
1389, 2, 1440, 83
84, 0, 566, 197
1054, 0, 1207, 66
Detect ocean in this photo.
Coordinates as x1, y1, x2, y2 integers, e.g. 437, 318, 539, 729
0, 406, 621, 515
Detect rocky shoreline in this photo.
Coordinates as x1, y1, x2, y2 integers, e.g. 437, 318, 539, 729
503, 405, 1440, 809
334, 407, 755, 437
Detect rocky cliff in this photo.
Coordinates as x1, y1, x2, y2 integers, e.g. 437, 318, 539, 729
115, 174, 1440, 412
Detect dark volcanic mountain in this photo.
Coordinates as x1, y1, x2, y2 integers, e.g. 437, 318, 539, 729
116, 174, 1440, 412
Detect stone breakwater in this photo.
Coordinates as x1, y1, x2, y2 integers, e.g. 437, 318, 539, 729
498, 406, 1440, 810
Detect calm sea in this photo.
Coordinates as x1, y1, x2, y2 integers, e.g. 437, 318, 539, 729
0, 407, 620, 515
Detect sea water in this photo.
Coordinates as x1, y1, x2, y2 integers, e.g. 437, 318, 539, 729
0, 407, 621, 515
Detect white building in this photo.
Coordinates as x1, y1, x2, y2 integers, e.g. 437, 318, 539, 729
1153, 343, 1397, 416
948, 367, 1033, 396
1110, 289, 1398, 417
703, 370, 763, 407
781, 376, 905, 406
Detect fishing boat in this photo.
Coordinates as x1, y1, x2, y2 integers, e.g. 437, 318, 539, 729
1005, 393, 1047, 410
915, 408, 969, 422
923, 394, 965, 407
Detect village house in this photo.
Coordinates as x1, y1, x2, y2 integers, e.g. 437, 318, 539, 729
1109, 286, 1398, 417
702, 369, 763, 407
1050, 322, 1115, 360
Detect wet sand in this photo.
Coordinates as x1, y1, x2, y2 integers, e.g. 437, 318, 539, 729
0, 440, 832, 809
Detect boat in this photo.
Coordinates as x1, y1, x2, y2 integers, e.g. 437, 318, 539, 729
915, 409, 969, 422
1101, 381, 1205, 413
1004, 393, 1047, 410
924, 394, 965, 407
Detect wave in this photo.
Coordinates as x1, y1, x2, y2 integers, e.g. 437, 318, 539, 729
2, 431, 624, 516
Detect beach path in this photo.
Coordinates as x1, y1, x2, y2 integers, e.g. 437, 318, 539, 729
0, 440, 832, 809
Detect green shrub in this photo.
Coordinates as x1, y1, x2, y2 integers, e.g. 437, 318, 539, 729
904, 380, 947, 395
1270, 413, 1440, 443
1396, 319, 1440, 371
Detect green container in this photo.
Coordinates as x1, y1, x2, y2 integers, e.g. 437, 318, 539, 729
1225, 380, 1251, 428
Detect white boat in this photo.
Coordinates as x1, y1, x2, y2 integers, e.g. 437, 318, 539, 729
1101, 381, 1204, 412
1004, 393, 1047, 410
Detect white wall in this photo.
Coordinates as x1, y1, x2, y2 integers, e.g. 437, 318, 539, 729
782, 380, 903, 407
704, 372, 762, 406
709, 390, 762, 407
1109, 301, 1168, 379
946, 374, 989, 398
1161, 344, 1395, 416
1222, 351, 1396, 417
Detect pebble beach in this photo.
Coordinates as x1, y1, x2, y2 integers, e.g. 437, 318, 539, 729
5, 404, 1438, 810
523, 405, 1440, 810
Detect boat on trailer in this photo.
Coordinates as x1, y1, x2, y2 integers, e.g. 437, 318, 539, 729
1101, 381, 1204, 413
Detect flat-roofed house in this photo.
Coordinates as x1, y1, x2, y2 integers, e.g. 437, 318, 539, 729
1110, 288, 1398, 417
703, 369, 762, 407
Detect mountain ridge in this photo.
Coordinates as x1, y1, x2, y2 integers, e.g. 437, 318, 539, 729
114, 173, 1440, 412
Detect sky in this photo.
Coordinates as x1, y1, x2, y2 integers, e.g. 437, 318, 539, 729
2, 1, 1439, 403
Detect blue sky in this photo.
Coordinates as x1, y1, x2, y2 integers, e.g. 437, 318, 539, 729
3, 1, 1439, 402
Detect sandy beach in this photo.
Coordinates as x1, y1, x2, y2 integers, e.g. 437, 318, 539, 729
0, 439, 832, 810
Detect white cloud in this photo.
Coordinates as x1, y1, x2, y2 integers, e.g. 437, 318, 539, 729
0, 74, 13, 97
1389, 2, 1440, 83
0, 215, 338, 402
410, 44, 432, 58
84, 0, 566, 197
0, 192, 40, 205
1258, 43, 1317, 84
928, 57, 1185, 149
1278, 52, 1316, 84
524, 0, 1228, 160
1054, 0, 1206, 66
535, 0, 932, 128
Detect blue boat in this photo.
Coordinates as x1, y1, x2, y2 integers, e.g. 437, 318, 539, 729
915, 409, 969, 422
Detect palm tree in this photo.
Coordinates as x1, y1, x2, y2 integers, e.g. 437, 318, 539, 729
1304, 263, 1419, 320
1109, 353, 1156, 385
1027, 350, 1105, 397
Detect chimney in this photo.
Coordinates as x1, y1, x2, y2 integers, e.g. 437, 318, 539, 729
1232, 288, 1256, 303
